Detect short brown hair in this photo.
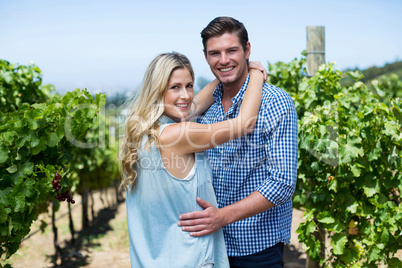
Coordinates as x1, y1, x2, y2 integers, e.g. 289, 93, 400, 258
201, 16, 249, 53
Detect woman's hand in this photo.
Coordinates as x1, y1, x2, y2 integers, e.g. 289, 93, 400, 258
249, 61, 267, 82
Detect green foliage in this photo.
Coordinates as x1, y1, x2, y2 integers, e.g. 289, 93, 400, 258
69, 111, 120, 194
267, 51, 307, 96
0, 60, 54, 113
369, 73, 402, 104
269, 56, 402, 267
0, 60, 107, 260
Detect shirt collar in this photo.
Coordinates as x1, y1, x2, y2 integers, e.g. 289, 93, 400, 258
212, 75, 250, 108
232, 74, 250, 106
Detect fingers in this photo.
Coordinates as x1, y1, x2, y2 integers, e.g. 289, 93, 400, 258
196, 197, 212, 209
262, 69, 267, 81
249, 61, 267, 82
189, 230, 213, 237
177, 197, 220, 237
178, 218, 214, 236
179, 223, 214, 237
178, 216, 211, 226
249, 61, 264, 71
179, 210, 208, 221
180, 223, 209, 232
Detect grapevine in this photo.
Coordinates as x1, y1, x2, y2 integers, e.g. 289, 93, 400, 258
268, 53, 402, 267
0, 59, 106, 260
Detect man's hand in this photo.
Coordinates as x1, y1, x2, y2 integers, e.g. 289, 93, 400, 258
179, 191, 274, 237
178, 197, 225, 237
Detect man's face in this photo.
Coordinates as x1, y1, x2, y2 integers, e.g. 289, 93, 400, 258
204, 32, 250, 90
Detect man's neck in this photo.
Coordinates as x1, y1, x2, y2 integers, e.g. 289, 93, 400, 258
221, 76, 248, 113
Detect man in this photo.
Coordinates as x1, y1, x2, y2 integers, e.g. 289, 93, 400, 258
178, 16, 298, 267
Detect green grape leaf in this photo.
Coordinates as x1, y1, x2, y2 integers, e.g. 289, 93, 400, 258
368, 247, 382, 262
24, 109, 41, 130
350, 163, 364, 177
346, 202, 359, 214
317, 211, 335, 224
21, 178, 36, 198
380, 229, 390, 243
6, 166, 17, 173
0, 208, 11, 223
21, 161, 34, 175
0, 144, 9, 163
363, 178, 380, 197
331, 233, 348, 255
2, 71, 13, 83
0, 187, 12, 204
346, 70, 364, 81
47, 132, 59, 147
13, 192, 26, 213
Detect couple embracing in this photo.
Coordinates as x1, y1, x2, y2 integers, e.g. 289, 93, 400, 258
119, 16, 298, 268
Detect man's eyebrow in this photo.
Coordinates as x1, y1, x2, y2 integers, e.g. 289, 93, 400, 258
227, 46, 240, 50
207, 49, 219, 54
207, 46, 240, 53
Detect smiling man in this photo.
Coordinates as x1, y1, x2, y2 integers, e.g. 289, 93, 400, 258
178, 17, 299, 267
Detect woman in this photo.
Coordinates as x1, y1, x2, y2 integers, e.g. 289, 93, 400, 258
119, 52, 264, 267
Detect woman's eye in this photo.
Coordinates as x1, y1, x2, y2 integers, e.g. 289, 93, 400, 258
187, 84, 193, 89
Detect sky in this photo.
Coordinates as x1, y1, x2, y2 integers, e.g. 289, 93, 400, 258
1, 0, 402, 96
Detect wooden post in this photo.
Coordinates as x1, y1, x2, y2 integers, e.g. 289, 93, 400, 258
306, 25, 326, 268
306, 26, 325, 76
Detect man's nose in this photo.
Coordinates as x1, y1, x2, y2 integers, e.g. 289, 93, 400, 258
220, 53, 230, 65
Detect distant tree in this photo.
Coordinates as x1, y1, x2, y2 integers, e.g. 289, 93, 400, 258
196, 76, 212, 93
341, 60, 402, 86
106, 91, 129, 107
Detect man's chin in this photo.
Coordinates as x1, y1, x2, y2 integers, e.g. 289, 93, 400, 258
217, 71, 239, 82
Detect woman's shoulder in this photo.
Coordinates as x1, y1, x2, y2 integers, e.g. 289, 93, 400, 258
159, 121, 197, 146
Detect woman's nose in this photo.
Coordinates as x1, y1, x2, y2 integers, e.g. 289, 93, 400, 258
180, 88, 190, 98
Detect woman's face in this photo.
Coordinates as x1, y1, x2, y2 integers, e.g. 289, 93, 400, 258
163, 68, 194, 122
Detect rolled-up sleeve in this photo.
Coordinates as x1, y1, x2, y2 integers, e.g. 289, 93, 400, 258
257, 92, 298, 206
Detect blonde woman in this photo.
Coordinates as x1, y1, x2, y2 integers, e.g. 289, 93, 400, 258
120, 52, 264, 268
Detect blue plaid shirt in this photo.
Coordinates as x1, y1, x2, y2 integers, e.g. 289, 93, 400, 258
197, 75, 298, 257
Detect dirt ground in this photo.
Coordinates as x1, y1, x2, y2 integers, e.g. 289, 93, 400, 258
3, 188, 307, 268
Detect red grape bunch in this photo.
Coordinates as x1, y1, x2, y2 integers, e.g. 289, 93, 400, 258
52, 172, 75, 204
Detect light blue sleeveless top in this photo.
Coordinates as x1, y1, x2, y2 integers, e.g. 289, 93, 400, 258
126, 115, 229, 268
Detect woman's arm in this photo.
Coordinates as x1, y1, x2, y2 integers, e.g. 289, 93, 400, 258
187, 61, 267, 121
161, 69, 264, 154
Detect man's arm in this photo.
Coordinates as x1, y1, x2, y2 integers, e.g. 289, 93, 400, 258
178, 191, 274, 237
178, 90, 298, 237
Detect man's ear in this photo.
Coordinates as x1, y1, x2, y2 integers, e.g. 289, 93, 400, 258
203, 49, 208, 61
245, 41, 251, 60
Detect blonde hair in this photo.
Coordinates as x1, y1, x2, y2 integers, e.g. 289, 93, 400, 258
119, 52, 194, 193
